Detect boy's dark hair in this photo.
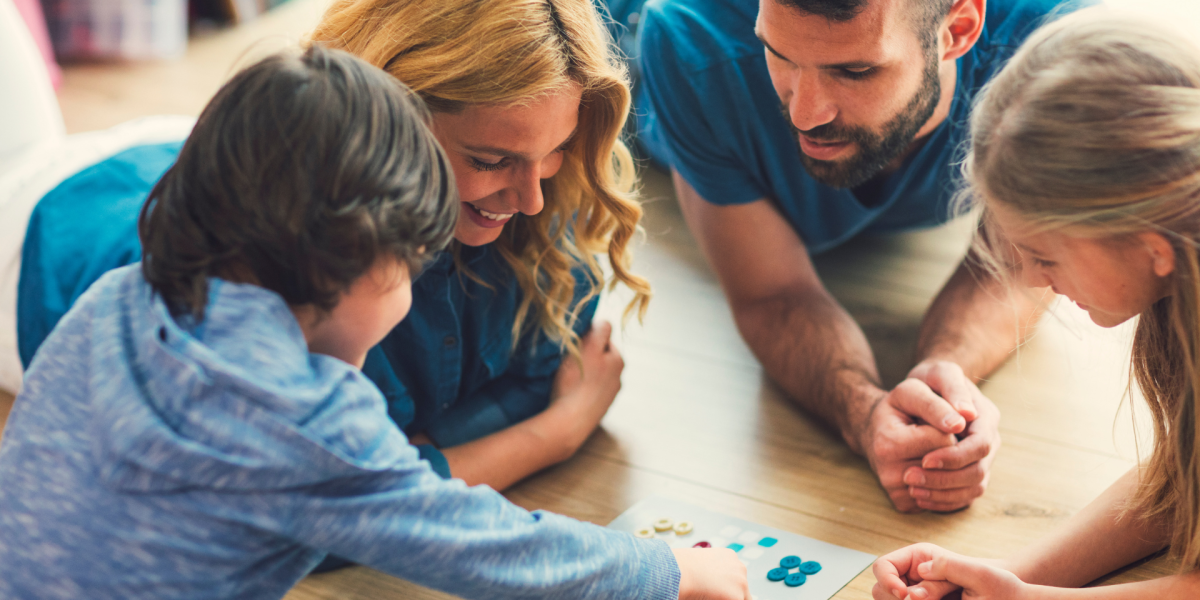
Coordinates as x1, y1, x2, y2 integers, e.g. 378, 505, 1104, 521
139, 45, 458, 318
774, 0, 955, 50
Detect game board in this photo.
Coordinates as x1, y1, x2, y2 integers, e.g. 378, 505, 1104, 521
608, 497, 876, 600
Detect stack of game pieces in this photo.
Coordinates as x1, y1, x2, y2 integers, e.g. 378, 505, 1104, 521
765, 555, 822, 587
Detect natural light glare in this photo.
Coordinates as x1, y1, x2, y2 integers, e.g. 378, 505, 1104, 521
1103, 0, 1200, 41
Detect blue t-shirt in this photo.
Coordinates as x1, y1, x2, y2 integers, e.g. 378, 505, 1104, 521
637, 0, 1079, 254
0, 265, 677, 600
16, 142, 599, 477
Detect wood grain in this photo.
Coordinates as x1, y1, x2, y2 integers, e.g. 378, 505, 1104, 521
0, 390, 13, 443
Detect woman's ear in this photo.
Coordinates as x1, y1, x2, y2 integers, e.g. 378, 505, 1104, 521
1139, 231, 1176, 278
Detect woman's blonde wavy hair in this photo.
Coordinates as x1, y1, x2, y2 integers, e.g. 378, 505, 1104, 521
310, 0, 650, 356
959, 9, 1200, 570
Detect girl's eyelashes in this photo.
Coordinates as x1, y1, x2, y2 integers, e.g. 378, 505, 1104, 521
1031, 257, 1056, 268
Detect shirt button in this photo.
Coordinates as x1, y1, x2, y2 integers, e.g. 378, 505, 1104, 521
443, 336, 457, 347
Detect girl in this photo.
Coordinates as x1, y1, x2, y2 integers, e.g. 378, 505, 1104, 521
12, 0, 649, 493
0, 45, 747, 600
872, 9, 1200, 600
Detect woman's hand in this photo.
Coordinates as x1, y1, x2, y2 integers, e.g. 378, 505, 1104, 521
672, 548, 750, 600
422, 321, 623, 490
873, 543, 1025, 600
543, 320, 624, 459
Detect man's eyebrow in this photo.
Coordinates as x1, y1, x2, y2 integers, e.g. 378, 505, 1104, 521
754, 30, 876, 70
755, 31, 794, 64
463, 127, 578, 160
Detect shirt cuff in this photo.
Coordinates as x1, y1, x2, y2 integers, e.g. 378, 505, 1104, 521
415, 444, 452, 480
638, 538, 681, 600
424, 399, 511, 449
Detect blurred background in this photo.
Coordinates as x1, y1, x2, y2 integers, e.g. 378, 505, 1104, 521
9, 0, 652, 134
8, 0, 1199, 136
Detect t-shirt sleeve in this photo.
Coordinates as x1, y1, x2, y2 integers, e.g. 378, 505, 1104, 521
637, 1, 766, 206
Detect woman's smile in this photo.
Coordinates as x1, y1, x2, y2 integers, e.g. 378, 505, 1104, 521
462, 201, 516, 229
430, 85, 581, 247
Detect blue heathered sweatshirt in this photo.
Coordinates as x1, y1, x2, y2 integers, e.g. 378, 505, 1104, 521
0, 265, 679, 600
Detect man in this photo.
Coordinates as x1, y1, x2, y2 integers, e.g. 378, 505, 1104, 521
638, 0, 1075, 512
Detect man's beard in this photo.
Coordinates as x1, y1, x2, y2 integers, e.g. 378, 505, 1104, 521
782, 54, 941, 190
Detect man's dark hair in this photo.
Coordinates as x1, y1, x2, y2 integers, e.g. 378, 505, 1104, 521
775, 0, 956, 49
139, 45, 458, 319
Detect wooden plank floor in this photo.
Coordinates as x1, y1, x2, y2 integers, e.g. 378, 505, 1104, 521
4, 0, 1191, 597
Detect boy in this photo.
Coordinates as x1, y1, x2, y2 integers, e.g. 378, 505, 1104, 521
0, 47, 747, 599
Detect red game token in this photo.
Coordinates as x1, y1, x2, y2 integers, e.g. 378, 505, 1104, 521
692, 541, 711, 548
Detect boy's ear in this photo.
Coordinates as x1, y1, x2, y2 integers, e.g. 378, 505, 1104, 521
1140, 231, 1176, 278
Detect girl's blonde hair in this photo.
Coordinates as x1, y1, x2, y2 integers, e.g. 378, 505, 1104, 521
310, 0, 651, 355
960, 9, 1200, 570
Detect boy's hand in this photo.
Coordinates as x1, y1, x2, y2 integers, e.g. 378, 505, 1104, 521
672, 548, 750, 600
545, 321, 624, 457
873, 543, 1023, 600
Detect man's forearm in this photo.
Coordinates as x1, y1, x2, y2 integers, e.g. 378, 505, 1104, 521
732, 286, 884, 454
917, 254, 1044, 382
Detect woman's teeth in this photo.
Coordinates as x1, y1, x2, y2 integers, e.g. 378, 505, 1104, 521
475, 206, 513, 221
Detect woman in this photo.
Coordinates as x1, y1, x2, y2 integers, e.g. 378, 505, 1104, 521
12, 0, 650, 492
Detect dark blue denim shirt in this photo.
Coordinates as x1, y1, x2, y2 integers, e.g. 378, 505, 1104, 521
17, 142, 599, 478
365, 245, 599, 459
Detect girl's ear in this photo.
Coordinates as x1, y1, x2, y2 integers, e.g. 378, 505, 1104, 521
1139, 231, 1176, 278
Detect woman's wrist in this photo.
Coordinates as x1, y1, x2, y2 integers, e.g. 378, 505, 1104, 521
528, 399, 589, 463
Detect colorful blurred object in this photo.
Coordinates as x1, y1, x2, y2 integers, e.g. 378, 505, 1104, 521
41, 0, 187, 60
36, 0, 293, 62
12, 0, 61, 88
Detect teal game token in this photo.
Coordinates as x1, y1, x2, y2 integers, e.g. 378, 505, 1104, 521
785, 572, 807, 587
767, 568, 788, 582
799, 561, 822, 575
780, 555, 801, 569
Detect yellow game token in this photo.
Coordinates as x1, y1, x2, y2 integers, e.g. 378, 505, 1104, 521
653, 518, 674, 532
673, 521, 694, 535
635, 527, 656, 539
